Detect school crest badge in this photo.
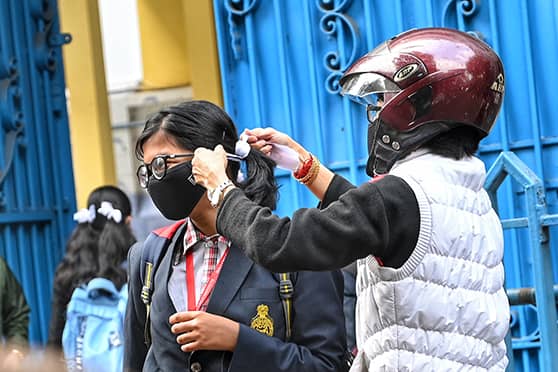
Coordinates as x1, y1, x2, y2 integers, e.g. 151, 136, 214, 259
250, 304, 274, 336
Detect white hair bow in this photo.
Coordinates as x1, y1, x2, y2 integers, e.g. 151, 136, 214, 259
73, 204, 96, 224
97, 201, 123, 223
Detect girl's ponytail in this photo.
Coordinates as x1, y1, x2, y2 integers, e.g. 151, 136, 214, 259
52, 215, 100, 307
236, 149, 279, 210
97, 218, 135, 289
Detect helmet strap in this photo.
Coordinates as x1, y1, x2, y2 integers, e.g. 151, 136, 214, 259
366, 120, 451, 176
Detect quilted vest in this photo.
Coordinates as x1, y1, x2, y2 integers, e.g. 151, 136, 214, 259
353, 152, 510, 371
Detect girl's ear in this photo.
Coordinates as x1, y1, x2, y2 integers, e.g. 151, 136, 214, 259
125, 215, 132, 226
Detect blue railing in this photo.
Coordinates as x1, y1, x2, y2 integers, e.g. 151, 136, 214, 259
486, 152, 558, 372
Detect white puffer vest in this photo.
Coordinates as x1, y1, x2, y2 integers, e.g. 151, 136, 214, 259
351, 152, 510, 371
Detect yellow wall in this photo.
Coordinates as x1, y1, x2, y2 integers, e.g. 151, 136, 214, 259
59, 0, 116, 208
137, 0, 222, 104
58, 0, 223, 207
137, 0, 191, 89
182, 0, 223, 105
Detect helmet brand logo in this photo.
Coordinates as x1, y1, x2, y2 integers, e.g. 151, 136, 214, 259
490, 73, 504, 93
394, 64, 419, 82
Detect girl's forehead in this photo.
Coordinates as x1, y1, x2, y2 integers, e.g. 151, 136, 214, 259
142, 131, 187, 160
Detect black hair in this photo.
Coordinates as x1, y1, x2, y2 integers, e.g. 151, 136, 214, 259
136, 100, 279, 209
52, 224, 99, 307
52, 185, 136, 306
422, 125, 482, 160
94, 186, 136, 289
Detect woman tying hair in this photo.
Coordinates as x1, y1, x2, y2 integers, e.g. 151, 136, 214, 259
124, 100, 347, 372
48, 185, 136, 348
190, 29, 510, 371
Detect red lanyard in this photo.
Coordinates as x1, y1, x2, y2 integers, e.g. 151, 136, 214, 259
185, 246, 229, 311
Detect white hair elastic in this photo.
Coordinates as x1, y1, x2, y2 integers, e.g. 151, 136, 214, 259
73, 204, 96, 224
234, 136, 251, 159
97, 201, 123, 224
237, 170, 245, 183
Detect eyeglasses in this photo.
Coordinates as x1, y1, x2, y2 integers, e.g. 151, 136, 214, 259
136, 151, 244, 189
136, 153, 194, 188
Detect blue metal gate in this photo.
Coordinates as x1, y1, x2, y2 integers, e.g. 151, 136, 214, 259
0, 0, 75, 344
213, 0, 558, 370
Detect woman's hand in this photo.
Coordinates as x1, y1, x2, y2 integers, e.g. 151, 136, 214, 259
192, 145, 230, 191
169, 311, 240, 352
243, 127, 309, 160
243, 127, 334, 198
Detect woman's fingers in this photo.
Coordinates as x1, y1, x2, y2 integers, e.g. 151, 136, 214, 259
260, 144, 273, 155
245, 127, 276, 140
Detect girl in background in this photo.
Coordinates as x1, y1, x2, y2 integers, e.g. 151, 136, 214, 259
48, 185, 136, 348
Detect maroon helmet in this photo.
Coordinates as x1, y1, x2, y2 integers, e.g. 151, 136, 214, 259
340, 27, 505, 175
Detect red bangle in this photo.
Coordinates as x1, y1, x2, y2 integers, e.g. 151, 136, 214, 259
293, 155, 313, 180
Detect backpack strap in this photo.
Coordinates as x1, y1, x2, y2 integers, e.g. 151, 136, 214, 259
278, 271, 353, 369
277, 272, 296, 341
140, 220, 186, 345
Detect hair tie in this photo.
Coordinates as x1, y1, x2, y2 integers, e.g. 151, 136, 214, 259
235, 135, 251, 159
237, 170, 245, 183
73, 204, 96, 224
97, 201, 123, 224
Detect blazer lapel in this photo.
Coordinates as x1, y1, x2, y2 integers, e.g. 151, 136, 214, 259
206, 244, 253, 315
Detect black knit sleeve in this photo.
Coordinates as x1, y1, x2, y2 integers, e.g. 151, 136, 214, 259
217, 175, 419, 271
317, 174, 356, 209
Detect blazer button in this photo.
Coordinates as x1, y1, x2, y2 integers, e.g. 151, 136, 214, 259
190, 362, 202, 372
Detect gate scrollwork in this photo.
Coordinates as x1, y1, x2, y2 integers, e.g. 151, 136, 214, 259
224, 0, 259, 60
317, 0, 360, 94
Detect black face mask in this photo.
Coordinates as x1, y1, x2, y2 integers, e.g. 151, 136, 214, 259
147, 161, 206, 220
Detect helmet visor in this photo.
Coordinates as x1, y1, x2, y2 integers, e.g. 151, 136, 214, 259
340, 72, 400, 108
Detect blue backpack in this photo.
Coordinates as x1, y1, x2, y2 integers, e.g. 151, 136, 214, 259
62, 278, 128, 372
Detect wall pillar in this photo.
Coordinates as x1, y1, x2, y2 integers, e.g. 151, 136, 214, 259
59, 0, 116, 208
182, 0, 223, 105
